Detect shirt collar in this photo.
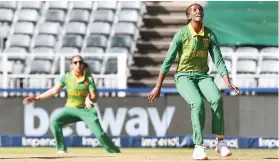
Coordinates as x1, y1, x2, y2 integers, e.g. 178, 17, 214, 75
72, 70, 86, 83
188, 23, 205, 36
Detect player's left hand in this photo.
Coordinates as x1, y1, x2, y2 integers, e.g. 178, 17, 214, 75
148, 87, 161, 103
227, 83, 240, 95
85, 97, 93, 109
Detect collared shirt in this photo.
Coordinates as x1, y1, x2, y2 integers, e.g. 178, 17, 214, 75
160, 23, 228, 77
60, 70, 97, 108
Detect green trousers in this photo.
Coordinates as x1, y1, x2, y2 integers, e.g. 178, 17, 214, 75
50, 107, 120, 153
175, 72, 224, 145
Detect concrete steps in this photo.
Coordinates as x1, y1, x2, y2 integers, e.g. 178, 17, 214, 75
128, 1, 194, 87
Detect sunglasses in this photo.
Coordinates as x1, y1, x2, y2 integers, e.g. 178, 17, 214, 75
72, 61, 84, 65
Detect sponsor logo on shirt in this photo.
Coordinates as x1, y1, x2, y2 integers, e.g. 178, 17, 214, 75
68, 90, 88, 97
183, 50, 207, 57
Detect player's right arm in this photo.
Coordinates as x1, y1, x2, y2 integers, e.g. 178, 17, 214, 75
34, 84, 64, 101
35, 73, 66, 100
23, 74, 66, 104
148, 30, 182, 103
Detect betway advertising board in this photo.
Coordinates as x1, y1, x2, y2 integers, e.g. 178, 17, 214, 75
0, 96, 277, 137
0, 97, 238, 137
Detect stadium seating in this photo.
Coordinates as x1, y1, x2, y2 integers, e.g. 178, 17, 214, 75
0, 1, 145, 89
0, 1, 278, 91
209, 46, 278, 89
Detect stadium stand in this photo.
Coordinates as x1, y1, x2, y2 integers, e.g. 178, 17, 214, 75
0, 1, 277, 91
0, 1, 145, 90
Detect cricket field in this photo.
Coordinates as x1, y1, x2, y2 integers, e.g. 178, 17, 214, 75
0, 148, 277, 162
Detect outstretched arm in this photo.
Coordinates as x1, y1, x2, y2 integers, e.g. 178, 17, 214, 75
22, 84, 64, 104
23, 74, 67, 104
35, 84, 64, 100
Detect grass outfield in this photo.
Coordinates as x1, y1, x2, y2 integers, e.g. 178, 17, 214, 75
0, 148, 277, 162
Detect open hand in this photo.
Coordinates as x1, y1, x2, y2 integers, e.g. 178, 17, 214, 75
148, 87, 161, 103
23, 97, 36, 105
85, 97, 93, 109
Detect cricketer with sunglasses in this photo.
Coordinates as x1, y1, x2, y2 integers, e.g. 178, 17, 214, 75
23, 55, 121, 154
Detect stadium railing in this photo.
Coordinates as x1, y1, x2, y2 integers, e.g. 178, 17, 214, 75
0, 53, 128, 91
0, 52, 277, 97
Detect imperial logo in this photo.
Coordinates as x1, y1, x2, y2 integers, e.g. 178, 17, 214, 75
258, 138, 279, 148
22, 137, 56, 147
82, 137, 121, 147
141, 137, 180, 148
204, 138, 238, 149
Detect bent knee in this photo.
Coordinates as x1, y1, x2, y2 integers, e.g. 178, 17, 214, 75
191, 99, 204, 110
50, 118, 61, 127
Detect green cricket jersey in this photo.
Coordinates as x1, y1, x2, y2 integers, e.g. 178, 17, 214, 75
160, 23, 228, 77
60, 70, 97, 108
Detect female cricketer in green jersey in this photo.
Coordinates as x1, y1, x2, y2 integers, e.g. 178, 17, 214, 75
23, 55, 120, 154
148, 3, 240, 160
